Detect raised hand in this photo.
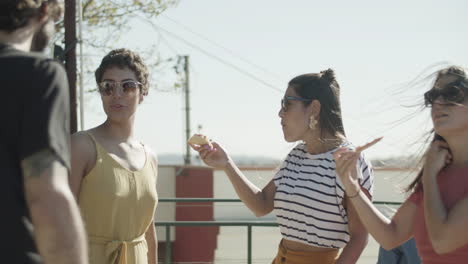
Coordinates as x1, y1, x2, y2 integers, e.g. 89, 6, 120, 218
423, 139, 452, 178
189, 140, 231, 169
334, 149, 361, 190
333, 137, 382, 195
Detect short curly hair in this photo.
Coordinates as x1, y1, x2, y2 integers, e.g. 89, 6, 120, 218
0, 0, 62, 32
95, 48, 150, 96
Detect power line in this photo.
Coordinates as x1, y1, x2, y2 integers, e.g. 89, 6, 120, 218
161, 15, 283, 81
150, 20, 200, 79
139, 17, 283, 93
158, 26, 284, 93
155, 25, 181, 57
140, 17, 416, 157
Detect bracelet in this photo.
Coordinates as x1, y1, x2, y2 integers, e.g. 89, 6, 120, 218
346, 188, 361, 199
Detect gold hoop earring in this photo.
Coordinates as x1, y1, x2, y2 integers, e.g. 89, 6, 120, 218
309, 116, 318, 130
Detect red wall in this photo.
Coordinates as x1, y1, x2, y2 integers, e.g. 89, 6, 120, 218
172, 166, 219, 263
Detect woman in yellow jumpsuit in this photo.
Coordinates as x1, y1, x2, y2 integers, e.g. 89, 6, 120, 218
70, 49, 158, 264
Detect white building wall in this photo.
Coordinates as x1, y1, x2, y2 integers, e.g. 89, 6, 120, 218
155, 165, 177, 241
213, 167, 417, 218
212, 166, 419, 263
213, 167, 276, 220
154, 164, 419, 262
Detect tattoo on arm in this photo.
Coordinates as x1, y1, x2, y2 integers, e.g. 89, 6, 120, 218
21, 149, 64, 180
20, 149, 88, 264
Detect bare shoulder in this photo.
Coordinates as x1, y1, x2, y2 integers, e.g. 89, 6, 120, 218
71, 130, 97, 174
144, 144, 158, 166
71, 131, 95, 155
71, 130, 93, 144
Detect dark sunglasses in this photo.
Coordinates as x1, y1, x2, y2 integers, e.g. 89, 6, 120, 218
98, 80, 142, 97
281, 96, 312, 112
424, 85, 466, 107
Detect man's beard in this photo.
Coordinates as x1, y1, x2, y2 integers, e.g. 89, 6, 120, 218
30, 19, 55, 52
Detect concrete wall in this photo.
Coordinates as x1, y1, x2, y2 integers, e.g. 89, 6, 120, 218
211, 166, 419, 263
213, 167, 276, 220
212, 166, 418, 219
155, 165, 176, 241
156, 164, 419, 263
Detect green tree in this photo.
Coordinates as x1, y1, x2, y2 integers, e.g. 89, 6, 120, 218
55, 0, 182, 92
79, 0, 178, 49
54, 0, 183, 131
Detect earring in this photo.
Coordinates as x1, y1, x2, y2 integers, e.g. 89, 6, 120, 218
309, 116, 318, 130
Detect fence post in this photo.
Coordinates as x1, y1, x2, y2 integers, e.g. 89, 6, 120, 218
165, 225, 171, 264
247, 225, 252, 264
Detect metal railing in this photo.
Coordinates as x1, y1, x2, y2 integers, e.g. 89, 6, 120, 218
155, 198, 401, 264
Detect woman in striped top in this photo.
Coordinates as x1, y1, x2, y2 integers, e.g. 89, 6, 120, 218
190, 69, 373, 264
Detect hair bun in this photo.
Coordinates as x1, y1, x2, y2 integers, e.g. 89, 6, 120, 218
320, 68, 336, 82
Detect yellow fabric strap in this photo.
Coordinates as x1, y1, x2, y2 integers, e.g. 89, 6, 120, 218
90, 234, 146, 264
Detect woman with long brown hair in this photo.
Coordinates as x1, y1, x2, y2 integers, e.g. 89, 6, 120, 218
334, 66, 468, 264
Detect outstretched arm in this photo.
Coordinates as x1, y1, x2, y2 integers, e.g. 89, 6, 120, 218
333, 139, 416, 250
223, 160, 277, 217
190, 141, 276, 217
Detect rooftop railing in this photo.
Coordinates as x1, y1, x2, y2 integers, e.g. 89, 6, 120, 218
155, 198, 401, 264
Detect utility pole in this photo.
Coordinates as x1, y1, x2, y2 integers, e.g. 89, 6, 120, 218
65, 0, 77, 133
78, 0, 84, 131
182, 55, 191, 165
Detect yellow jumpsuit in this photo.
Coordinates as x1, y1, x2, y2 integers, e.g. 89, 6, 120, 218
79, 134, 158, 264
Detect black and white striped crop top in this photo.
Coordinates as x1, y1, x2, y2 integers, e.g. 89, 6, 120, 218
273, 142, 374, 249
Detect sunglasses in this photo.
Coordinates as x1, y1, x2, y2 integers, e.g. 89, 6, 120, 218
424, 85, 466, 107
98, 80, 142, 97
281, 96, 312, 112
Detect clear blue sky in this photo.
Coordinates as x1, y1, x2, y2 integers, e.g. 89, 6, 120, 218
82, 0, 468, 162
